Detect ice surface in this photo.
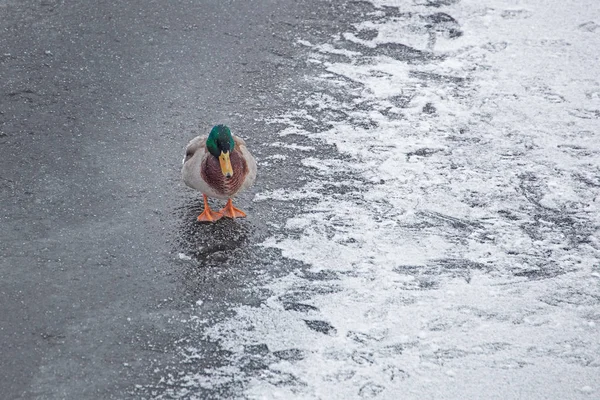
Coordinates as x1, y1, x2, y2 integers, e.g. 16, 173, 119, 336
158, 0, 600, 398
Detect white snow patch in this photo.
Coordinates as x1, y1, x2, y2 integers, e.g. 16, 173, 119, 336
297, 39, 313, 47
264, 154, 288, 161
269, 141, 315, 152
253, 183, 323, 202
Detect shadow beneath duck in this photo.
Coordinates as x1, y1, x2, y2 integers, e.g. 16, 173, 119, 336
172, 197, 269, 307
175, 199, 252, 266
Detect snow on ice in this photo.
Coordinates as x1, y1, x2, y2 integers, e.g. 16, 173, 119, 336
157, 0, 600, 398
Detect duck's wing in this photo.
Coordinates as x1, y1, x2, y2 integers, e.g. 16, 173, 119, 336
233, 135, 247, 148
183, 135, 218, 194
182, 135, 208, 165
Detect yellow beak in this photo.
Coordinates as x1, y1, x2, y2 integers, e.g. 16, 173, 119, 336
219, 151, 233, 177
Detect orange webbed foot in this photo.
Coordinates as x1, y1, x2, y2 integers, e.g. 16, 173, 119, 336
219, 199, 247, 219
197, 194, 223, 223
197, 208, 223, 223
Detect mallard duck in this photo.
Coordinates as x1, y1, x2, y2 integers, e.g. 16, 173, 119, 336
182, 124, 257, 222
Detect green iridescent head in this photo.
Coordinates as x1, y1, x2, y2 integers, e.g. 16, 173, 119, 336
206, 125, 235, 158
206, 124, 235, 177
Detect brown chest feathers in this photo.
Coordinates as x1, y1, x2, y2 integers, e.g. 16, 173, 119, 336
201, 150, 248, 196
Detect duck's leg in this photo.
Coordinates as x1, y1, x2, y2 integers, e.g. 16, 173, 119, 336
219, 199, 247, 219
197, 194, 223, 222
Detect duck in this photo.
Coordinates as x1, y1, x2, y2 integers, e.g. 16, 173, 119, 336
182, 124, 257, 222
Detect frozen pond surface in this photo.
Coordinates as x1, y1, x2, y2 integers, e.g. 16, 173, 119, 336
1, 0, 598, 399
154, 0, 600, 398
